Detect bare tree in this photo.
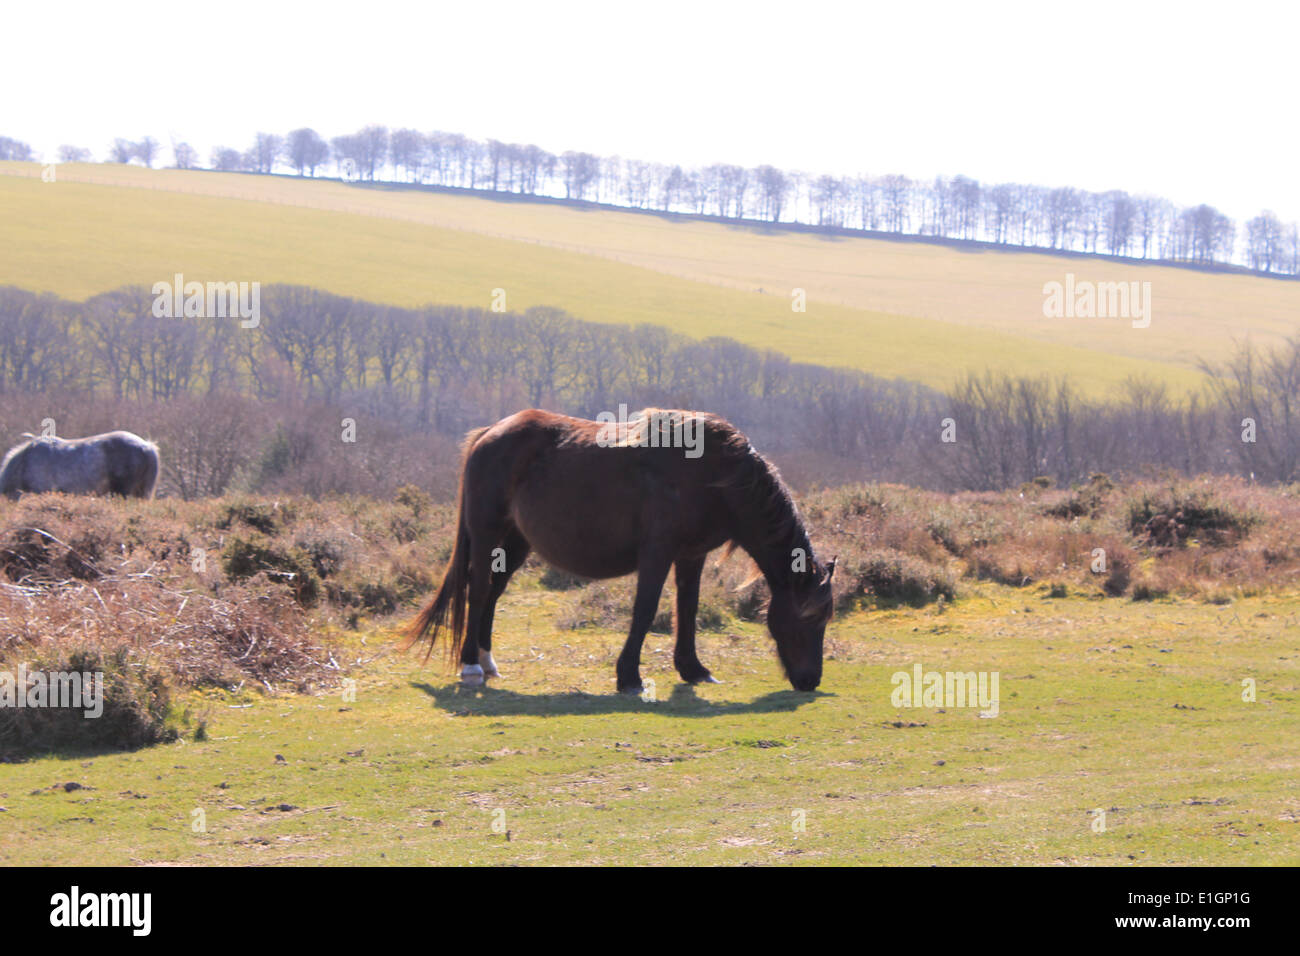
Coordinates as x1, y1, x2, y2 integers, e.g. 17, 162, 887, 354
1134, 195, 1170, 259
560, 151, 600, 200
1175, 204, 1235, 264
57, 145, 92, 163
172, 140, 198, 169
623, 160, 655, 208
210, 147, 245, 172
0, 288, 76, 390
852, 176, 880, 231
286, 128, 329, 176
0, 137, 34, 161
879, 174, 913, 233
753, 166, 789, 222
109, 138, 136, 163
1200, 338, 1300, 482
985, 183, 1018, 244
1245, 211, 1285, 272
951, 176, 981, 239
245, 132, 282, 174
811, 175, 845, 226
136, 136, 159, 168
1104, 190, 1135, 256
389, 128, 427, 182
333, 126, 388, 180
1045, 187, 1081, 249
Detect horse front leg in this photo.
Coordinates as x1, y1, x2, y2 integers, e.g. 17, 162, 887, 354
672, 555, 718, 684
615, 552, 673, 694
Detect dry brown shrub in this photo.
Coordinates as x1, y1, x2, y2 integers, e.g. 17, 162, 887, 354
0, 576, 336, 693
799, 476, 1300, 604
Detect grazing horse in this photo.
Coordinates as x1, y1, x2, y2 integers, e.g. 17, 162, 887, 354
0, 431, 160, 499
406, 408, 835, 693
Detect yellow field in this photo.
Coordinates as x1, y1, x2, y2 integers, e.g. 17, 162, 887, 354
4, 161, 1296, 395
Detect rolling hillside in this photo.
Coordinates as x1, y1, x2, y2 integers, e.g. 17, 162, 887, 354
4, 161, 1297, 396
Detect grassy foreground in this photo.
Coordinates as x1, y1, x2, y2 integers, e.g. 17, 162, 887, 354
2, 582, 1296, 866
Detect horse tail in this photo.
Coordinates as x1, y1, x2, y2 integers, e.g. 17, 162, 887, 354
404, 427, 489, 664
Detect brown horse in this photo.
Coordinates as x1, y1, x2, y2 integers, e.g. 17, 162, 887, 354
406, 408, 835, 693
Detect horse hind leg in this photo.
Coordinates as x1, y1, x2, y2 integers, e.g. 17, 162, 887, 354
459, 549, 493, 685
455, 439, 525, 686
476, 528, 530, 680
458, 513, 518, 686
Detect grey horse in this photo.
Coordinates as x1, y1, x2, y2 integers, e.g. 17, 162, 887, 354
0, 431, 160, 499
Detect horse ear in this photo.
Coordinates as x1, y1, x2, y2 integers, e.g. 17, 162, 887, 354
824, 556, 837, 582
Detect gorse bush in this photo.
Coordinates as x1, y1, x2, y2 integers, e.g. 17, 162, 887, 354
540, 565, 589, 591
221, 535, 322, 606
807, 476, 1291, 604
218, 498, 288, 535
834, 548, 956, 611
1127, 484, 1259, 547
1045, 472, 1115, 519
0, 645, 174, 761
0, 576, 333, 760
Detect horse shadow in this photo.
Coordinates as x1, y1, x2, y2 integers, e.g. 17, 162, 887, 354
410, 681, 829, 717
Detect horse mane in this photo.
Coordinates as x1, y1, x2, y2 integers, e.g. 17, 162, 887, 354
563, 408, 813, 586
708, 418, 812, 587
601, 410, 811, 574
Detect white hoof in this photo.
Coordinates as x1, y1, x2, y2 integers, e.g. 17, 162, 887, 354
460, 663, 485, 686
479, 649, 500, 678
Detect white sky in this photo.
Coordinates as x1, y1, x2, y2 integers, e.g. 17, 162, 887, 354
5, 0, 1297, 223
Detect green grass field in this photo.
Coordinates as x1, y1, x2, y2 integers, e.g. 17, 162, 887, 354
9, 161, 1296, 396
3, 583, 1296, 865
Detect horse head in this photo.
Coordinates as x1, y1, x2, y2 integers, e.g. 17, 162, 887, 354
767, 556, 835, 691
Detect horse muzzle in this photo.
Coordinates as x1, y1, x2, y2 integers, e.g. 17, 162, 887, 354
789, 671, 821, 692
